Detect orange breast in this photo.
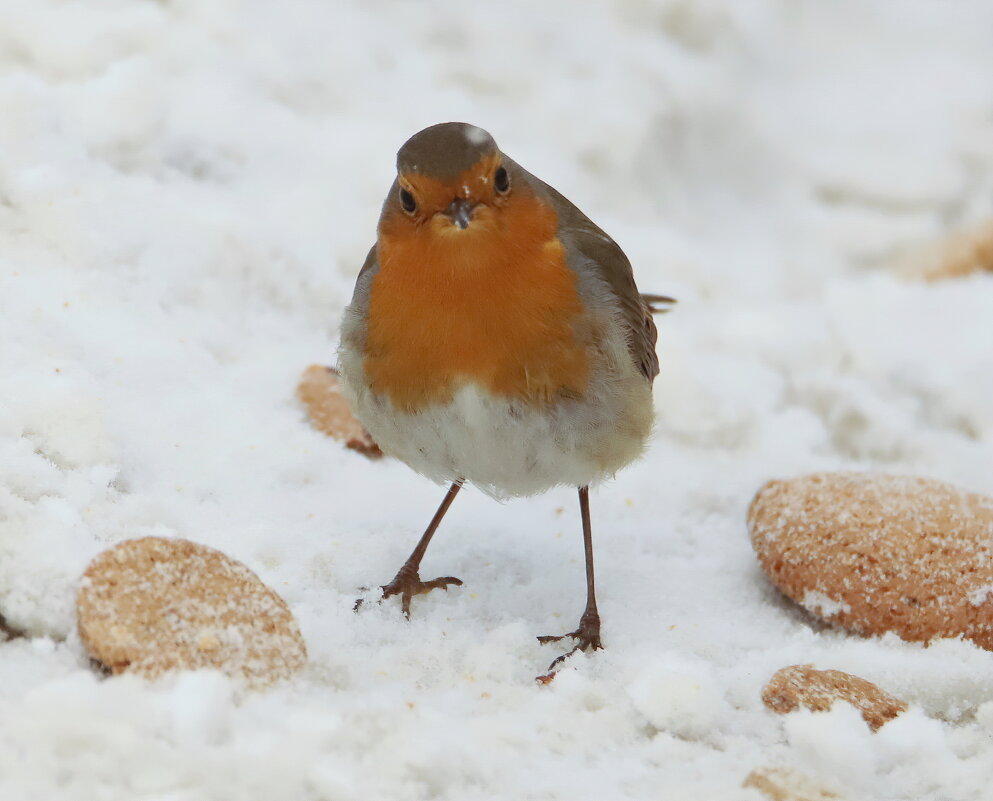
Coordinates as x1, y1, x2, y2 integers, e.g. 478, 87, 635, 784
364, 192, 590, 412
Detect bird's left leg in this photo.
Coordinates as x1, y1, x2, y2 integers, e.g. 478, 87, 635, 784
537, 485, 603, 671
356, 480, 464, 618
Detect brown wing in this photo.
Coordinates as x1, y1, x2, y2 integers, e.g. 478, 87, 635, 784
572, 225, 661, 381
348, 244, 379, 315
338, 244, 379, 356
355, 244, 378, 286
509, 161, 661, 382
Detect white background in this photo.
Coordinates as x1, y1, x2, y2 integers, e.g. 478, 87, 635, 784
1, 1, 992, 798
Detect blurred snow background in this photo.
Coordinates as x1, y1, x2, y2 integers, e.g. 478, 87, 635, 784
1, 1, 992, 799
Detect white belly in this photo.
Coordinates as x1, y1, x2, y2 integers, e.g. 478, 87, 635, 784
337, 368, 653, 498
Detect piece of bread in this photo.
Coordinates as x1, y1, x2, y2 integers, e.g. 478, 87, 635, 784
297, 364, 382, 458
77, 537, 307, 687
762, 664, 907, 731
898, 219, 993, 281
743, 766, 844, 801
749, 472, 993, 649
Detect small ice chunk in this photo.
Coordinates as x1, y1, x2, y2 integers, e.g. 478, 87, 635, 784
802, 590, 851, 618
968, 585, 993, 606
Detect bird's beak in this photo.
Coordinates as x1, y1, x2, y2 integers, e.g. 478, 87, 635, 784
442, 197, 475, 230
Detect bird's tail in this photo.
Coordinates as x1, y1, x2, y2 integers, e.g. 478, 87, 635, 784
642, 293, 677, 315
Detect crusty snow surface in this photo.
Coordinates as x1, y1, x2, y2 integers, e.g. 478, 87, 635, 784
2, 2, 993, 799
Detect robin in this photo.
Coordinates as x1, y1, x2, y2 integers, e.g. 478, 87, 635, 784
338, 122, 672, 671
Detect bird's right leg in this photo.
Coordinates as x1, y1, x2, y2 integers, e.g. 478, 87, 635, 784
537, 485, 603, 672
359, 480, 464, 618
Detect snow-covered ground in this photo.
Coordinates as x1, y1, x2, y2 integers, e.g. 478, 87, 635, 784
2, 1, 993, 798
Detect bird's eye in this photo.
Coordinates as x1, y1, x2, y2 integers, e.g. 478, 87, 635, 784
494, 166, 510, 194
399, 186, 417, 214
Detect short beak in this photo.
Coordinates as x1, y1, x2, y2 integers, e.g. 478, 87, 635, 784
443, 197, 475, 230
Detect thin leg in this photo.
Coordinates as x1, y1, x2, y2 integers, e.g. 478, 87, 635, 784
361, 481, 464, 617
578, 485, 600, 636
537, 486, 603, 671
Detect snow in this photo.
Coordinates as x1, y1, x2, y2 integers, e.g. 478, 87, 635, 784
1, 0, 992, 799
969, 586, 993, 607
801, 590, 850, 620
463, 126, 490, 146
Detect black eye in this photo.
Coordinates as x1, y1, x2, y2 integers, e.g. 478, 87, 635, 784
399, 186, 416, 214
494, 166, 510, 194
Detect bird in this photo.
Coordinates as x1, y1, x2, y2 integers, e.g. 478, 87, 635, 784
337, 122, 672, 671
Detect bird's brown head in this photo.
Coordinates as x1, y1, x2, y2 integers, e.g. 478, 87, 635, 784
382, 122, 517, 240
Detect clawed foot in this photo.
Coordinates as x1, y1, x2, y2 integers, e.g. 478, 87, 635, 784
354, 566, 462, 617
536, 610, 603, 674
